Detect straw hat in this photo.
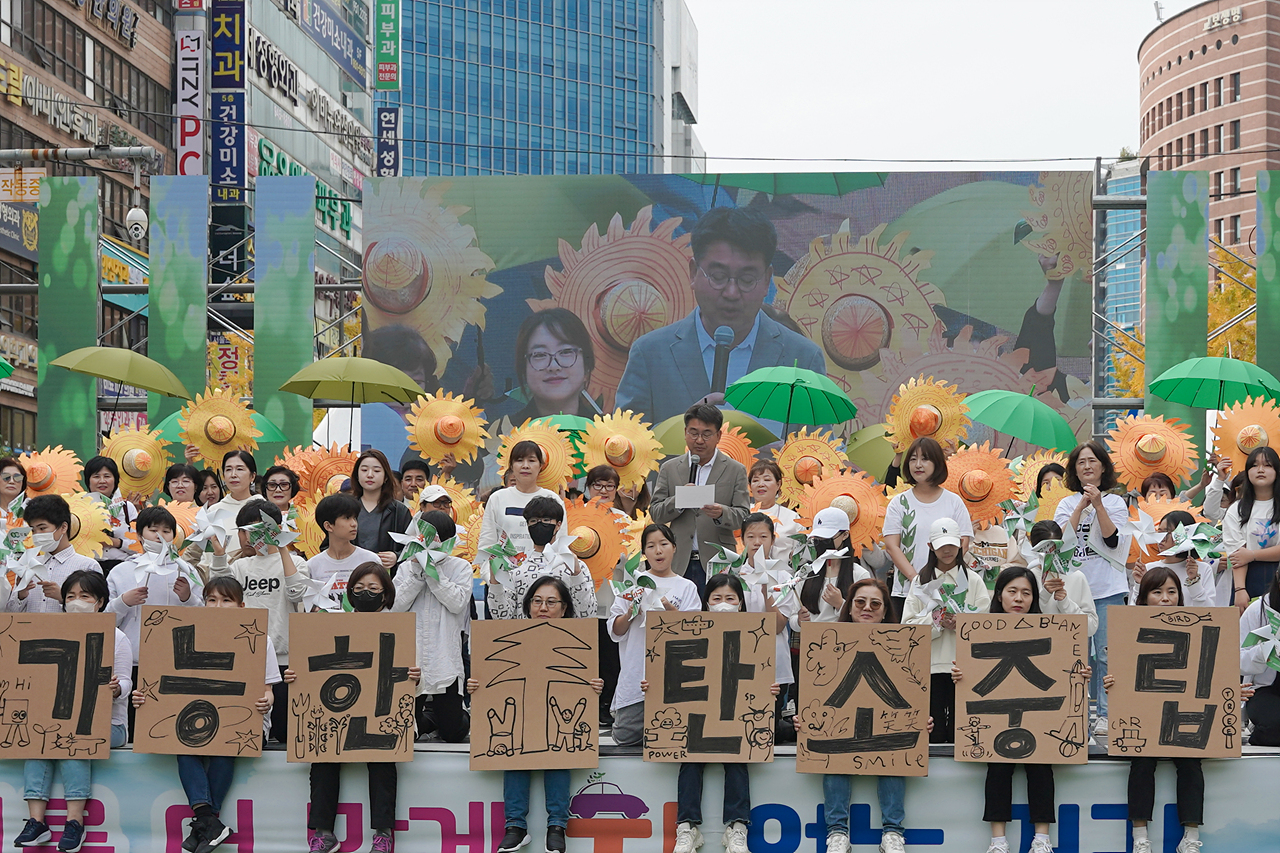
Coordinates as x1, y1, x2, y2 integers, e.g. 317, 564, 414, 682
776, 428, 846, 508
799, 470, 887, 557
178, 387, 261, 466
885, 375, 970, 453
565, 496, 630, 590
406, 391, 489, 465
497, 418, 576, 490
102, 426, 173, 497
1212, 396, 1280, 474
297, 444, 360, 497
944, 442, 1017, 530
716, 425, 758, 472
1107, 414, 1198, 491
21, 446, 82, 497
580, 410, 662, 491
65, 492, 112, 559
1137, 495, 1205, 526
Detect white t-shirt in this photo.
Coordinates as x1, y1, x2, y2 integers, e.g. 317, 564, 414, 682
1054, 493, 1131, 600
745, 586, 795, 685
1222, 498, 1278, 553
881, 488, 973, 596
477, 486, 568, 558
306, 546, 381, 604
607, 571, 701, 712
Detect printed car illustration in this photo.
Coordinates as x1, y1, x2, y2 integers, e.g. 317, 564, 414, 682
568, 781, 650, 819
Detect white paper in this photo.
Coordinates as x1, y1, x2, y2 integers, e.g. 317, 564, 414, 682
675, 484, 716, 509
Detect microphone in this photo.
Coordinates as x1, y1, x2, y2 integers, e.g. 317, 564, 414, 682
710, 325, 735, 394
688, 454, 701, 484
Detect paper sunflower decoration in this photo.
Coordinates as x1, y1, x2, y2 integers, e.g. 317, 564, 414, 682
944, 442, 1017, 531
1107, 415, 1198, 491
564, 496, 630, 590
298, 444, 360, 497
716, 425, 758, 472
1036, 479, 1075, 523
406, 391, 489, 465
179, 387, 261, 466
1015, 450, 1069, 502
1136, 496, 1205, 526
496, 418, 576, 490
884, 375, 970, 454
65, 492, 113, 559
799, 471, 887, 557
126, 499, 202, 554
455, 513, 482, 567
102, 426, 173, 497
429, 475, 481, 529
290, 489, 328, 559
1213, 396, 1280, 474
624, 511, 652, 558
776, 428, 846, 508
275, 445, 322, 482
21, 446, 82, 497
580, 409, 662, 491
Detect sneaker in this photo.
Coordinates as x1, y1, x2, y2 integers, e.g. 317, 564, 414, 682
308, 832, 340, 853
1132, 839, 1152, 853
1175, 839, 1202, 853
497, 827, 529, 853
879, 831, 905, 853
722, 821, 748, 853
182, 817, 205, 853
545, 826, 566, 853
56, 820, 85, 853
1029, 837, 1054, 853
673, 822, 704, 853
827, 831, 852, 853
371, 831, 394, 853
194, 818, 231, 853
14, 819, 51, 847
984, 842, 1009, 853
1094, 717, 1109, 736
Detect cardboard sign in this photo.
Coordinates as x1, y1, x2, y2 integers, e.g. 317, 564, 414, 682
955, 613, 1089, 764
644, 611, 775, 763
795, 623, 931, 776
133, 606, 268, 756
287, 612, 417, 763
470, 618, 599, 771
0, 613, 116, 759
1107, 605, 1241, 758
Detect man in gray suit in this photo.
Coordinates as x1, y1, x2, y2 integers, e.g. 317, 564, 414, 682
650, 404, 751, 594
616, 207, 827, 425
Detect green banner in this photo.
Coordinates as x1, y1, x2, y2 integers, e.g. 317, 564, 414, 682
375, 0, 400, 90
1145, 170, 1209, 452
1256, 171, 1280, 378
147, 176, 209, 426
37, 177, 100, 452
253, 176, 316, 463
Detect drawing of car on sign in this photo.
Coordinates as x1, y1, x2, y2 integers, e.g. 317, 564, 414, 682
569, 781, 650, 819
1111, 721, 1147, 753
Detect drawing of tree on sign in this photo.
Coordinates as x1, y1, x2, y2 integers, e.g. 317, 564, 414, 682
484, 620, 591, 756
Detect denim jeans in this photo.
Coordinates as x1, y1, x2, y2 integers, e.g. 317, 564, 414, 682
177, 755, 237, 812
821, 774, 905, 836
676, 763, 751, 826
24, 725, 126, 801
503, 769, 570, 830
1092, 593, 1127, 719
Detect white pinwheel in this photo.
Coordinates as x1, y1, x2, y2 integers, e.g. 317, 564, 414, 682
1120, 510, 1163, 550
739, 546, 790, 588
390, 514, 457, 581
1243, 604, 1280, 672
239, 509, 299, 554
1159, 522, 1226, 560
186, 505, 232, 549
999, 494, 1039, 539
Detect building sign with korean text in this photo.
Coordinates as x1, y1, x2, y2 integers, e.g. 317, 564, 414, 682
212, 92, 247, 203
0, 169, 44, 204
375, 107, 400, 177
1205, 7, 1242, 31
301, 0, 368, 88
62, 0, 141, 49
375, 0, 400, 90
0, 201, 38, 262
211, 0, 247, 90
175, 31, 206, 176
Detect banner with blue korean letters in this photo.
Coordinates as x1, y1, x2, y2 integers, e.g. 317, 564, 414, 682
1, 749, 1276, 853
211, 91, 247, 204
375, 107, 400, 177
301, 0, 368, 87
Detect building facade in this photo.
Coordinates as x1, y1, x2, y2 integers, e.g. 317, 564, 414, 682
1138, 0, 1270, 249
381, 0, 701, 176
1096, 158, 1143, 434
1, 0, 173, 448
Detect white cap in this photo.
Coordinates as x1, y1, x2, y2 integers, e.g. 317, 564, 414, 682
418, 484, 450, 504
929, 517, 962, 549
811, 506, 850, 539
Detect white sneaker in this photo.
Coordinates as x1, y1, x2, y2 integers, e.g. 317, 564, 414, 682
1094, 717, 1109, 736
826, 832, 851, 853
1132, 839, 1152, 853
984, 842, 1009, 853
1029, 837, 1054, 853
879, 831, 905, 853
674, 823, 703, 853
722, 822, 748, 853
1176, 839, 1202, 853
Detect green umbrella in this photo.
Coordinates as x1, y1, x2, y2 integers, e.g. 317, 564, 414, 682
1149, 356, 1280, 410
845, 424, 896, 479
0, 358, 13, 380
50, 346, 190, 398
683, 173, 888, 197
153, 409, 289, 445
963, 389, 1078, 453
531, 414, 593, 433
653, 411, 779, 456
279, 356, 423, 404
725, 365, 858, 434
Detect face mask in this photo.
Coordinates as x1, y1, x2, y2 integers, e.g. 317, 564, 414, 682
347, 589, 384, 612
65, 599, 97, 614
142, 537, 171, 555
31, 532, 58, 553
709, 602, 739, 613
528, 521, 557, 547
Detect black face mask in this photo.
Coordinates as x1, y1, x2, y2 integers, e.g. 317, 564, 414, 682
528, 521, 557, 547
348, 589, 384, 612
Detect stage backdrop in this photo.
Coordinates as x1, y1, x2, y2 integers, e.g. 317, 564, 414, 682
360, 173, 1094, 473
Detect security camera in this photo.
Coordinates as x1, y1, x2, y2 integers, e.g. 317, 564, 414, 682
126, 207, 148, 241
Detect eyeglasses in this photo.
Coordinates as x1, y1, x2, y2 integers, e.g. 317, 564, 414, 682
266, 481, 292, 491
590, 482, 618, 493
531, 598, 564, 608
0, 474, 22, 483
697, 265, 770, 293
852, 598, 884, 611
685, 428, 718, 442
526, 347, 581, 371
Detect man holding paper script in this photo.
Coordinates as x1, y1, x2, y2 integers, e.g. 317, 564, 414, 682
650, 404, 751, 595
